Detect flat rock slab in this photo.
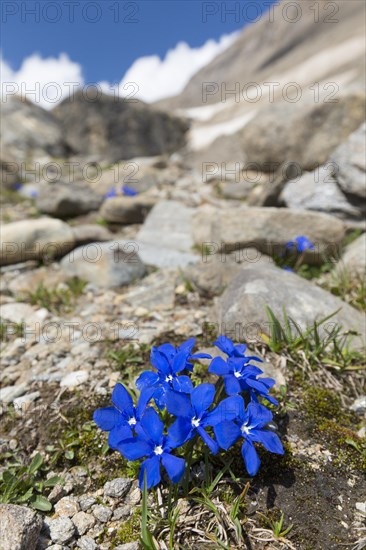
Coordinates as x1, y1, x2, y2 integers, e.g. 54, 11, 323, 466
36, 183, 102, 218
0, 504, 42, 550
334, 233, 366, 279
0, 218, 75, 266
331, 122, 366, 200
218, 264, 365, 351
100, 196, 155, 224
192, 207, 346, 263
60, 240, 146, 288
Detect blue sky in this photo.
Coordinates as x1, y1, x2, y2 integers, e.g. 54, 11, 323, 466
1, 1, 277, 105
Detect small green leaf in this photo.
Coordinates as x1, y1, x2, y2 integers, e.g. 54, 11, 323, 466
65, 450, 74, 460
29, 453, 43, 474
30, 495, 52, 511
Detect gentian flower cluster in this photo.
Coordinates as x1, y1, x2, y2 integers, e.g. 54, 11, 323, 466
94, 336, 284, 489
104, 185, 138, 199
285, 235, 315, 253
281, 235, 316, 272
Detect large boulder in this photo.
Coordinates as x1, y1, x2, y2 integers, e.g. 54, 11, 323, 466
218, 264, 365, 351
192, 207, 346, 262
60, 241, 146, 288
334, 233, 366, 279
100, 196, 155, 224
0, 504, 42, 550
240, 93, 366, 171
36, 182, 103, 218
0, 218, 75, 265
52, 92, 188, 163
331, 123, 366, 200
136, 200, 198, 268
1, 96, 72, 162
280, 166, 363, 220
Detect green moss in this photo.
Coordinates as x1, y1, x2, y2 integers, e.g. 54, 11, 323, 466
110, 510, 141, 547
303, 387, 345, 423
316, 421, 366, 472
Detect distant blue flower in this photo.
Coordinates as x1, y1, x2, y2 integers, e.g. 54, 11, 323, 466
93, 383, 153, 449
209, 356, 278, 406
117, 408, 185, 489
122, 184, 138, 196
136, 339, 211, 408
14, 182, 23, 191
286, 236, 315, 253
214, 399, 284, 476
214, 335, 259, 360
104, 187, 117, 199
282, 266, 294, 272
166, 383, 241, 454
30, 190, 38, 198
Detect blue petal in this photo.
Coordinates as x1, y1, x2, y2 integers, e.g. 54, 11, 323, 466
197, 426, 219, 454
177, 337, 195, 354
247, 402, 273, 429
190, 352, 212, 360
172, 375, 193, 394
171, 350, 190, 374
140, 408, 164, 444
108, 425, 133, 449
161, 453, 185, 483
242, 439, 261, 476
245, 377, 270, 394
117, 437, 152, 461
250, 429, 284, 455
259, 377, 276, 389
111, 383, 134, 415
150, 347, 170, 375
213, 335, 235, 356
214, 421, 241, 450
208, 356, 230, 376
166, 390, 192, 418
157, 343, 176, 361
93, 407, 122, 431
136, 371, 159, 391
136, 387, 155, 419
139, 455, 161, 489
153, 387, 167, 410
224, 374, 241, 395
191, 383, 215, 416
167, 417, 193, 447
241, 364, 263, 376
204, 395, 242, 426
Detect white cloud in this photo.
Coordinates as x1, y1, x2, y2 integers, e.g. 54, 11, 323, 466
0, 31, 239, 109
116, 32, 239, 102
0, 52, 84, 109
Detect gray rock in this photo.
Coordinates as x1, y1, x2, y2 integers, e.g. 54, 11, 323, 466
0, 302, 48, 325
77, 537, 98, 550
1, 96, 72, 163
60, 370, 89, 389
72, 511, 96, 536
0, 217, 75, 266
44, 516, 75, 544
54, 496, 79, 517
331, 123, 366, 200
0, 384, 28, 404
72, 224, 113, 245
218, 264, 365, 351
113, 543, 140, 550
60, 241, 146, 288
350, 396, 366, 413
192, 207, 346, 263
92, 505, 112, 523
220, 180, 257, 200
0, 504, 42, 550
240, 93, 366, 171
7, 266, 67, 297
136, 243, 198, 268
100, 196, 155, 224
335, 233, 366, 278
137, 200, 194, 253
52, 92, 188, 163
280, 166, 363, 219
104, 478, 132, 499
79, 496, 96, 512
36, 183, 102, 219
123, 269, 177, 310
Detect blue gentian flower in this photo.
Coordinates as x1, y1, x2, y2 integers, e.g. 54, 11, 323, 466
105, 187, 117, 199
30, 190, 38, 198
209, 357, 278, 406
286, 236, 315, 253
136, 340, 211, 409
122, 184, 138, 196
93, 383, 153, 449
166, 383, 241, 454
14, 182, 23, 191
214, 399, 284, 476
117, 408, 185, 489
282, 266, 294, 272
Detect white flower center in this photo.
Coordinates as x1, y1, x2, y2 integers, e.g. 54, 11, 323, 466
234, 371, 241, 378
165, 375, 173, 382
241, 423, 251, 435
154, 445, 164, 455
191, 417, 200, 428
128, 417, 136, 426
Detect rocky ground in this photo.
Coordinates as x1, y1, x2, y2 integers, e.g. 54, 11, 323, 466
1, 121, 365, 549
